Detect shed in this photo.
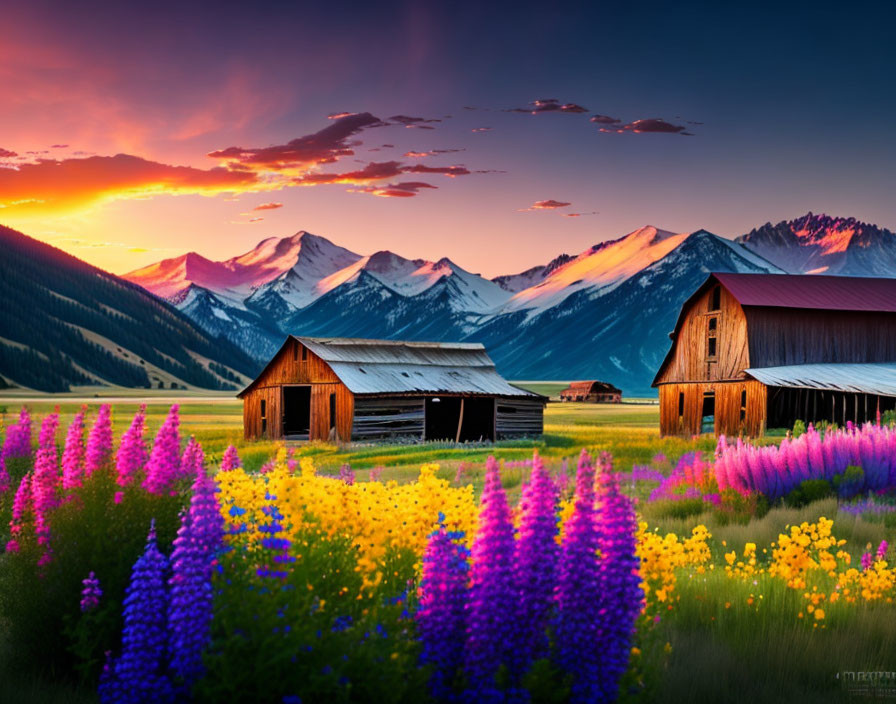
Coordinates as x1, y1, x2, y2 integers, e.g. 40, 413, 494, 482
559, 380, 622, 403
238, 336, 546, 442
653, 273, 896, 436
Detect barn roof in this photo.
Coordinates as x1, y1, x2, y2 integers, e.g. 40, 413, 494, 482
713, 273, 896, 313
745, 363, 896, 397
239, 336, 542, 398
561, 380, 622, 394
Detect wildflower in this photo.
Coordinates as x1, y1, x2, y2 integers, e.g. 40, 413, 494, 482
338, 464, 355, 485
3, 407, 33, 458
219, 445, 241, 472
99, 521, 174, 703
417, 524, 470, 702
85, 405, 113, 477
81, 572, 103, 612
465, 456, 516, 703
31, 413, 60, 553
167, 470, 223, 689
179, 436, 205, 480
877, 540, 889, 561
0, 453, 9, 496
116, 406, 148, 487
61, 410, 86, 490
114, 491, 124, 505
6, 472, 32, 552
513, 451, 559, 671
142, 405, 181, 495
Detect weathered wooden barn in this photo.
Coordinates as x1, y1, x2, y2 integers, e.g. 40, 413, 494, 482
238, 336, 545, 442
559, 380, 622, 403
653, 273, 896, 437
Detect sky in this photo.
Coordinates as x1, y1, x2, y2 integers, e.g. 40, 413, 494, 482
1, 0, 895, 278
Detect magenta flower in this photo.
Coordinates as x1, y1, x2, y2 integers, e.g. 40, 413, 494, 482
417, 524, 470, 702
116, 406, 148, 487
81, 571, 103, 612
219, 444, 241, 472
877, 540, 889, 561
114, 491, 124, 505
85, 405, 113, 477
6, 472, 32, 552
179, 436, 205, 481
31, 413, 60, 553
3, 407, 33, 458
142, 405, 181, 495
338, 463, 355, 485
464, 456, 516, 703
514, 451, 559, 672
369, 466, 384, 482
0, 454, 9, 496
61, 409, 86, 490
861, 552, 873, 571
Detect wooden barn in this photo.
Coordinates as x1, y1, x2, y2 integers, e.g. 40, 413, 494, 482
653, 273, 896, 437
559, 380, 622, 403
238, 336, 546, 442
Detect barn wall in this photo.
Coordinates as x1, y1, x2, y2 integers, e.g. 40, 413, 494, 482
496, 398, 544, 438
352, 396, 425, 440
745, 308, 896, 367
656, 284, 750, 384
659, 380, 766, 437
242, 338, 353, 441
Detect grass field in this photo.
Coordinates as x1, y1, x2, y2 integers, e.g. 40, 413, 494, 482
2, 395, 894, 702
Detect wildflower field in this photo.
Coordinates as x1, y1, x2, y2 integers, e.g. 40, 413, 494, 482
0, 399, 894, 703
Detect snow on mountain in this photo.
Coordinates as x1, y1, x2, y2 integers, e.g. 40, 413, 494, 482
125, 252, 245, 300
497, 225, 689, 316
492, 252, 575, 293
736, 213, 896, 276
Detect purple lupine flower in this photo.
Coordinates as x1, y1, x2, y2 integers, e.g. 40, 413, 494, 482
593, 453, 642, 703
861, 552, 873, 571
513, 452, 559, 673
142, 405, 181, 495
85, 405, 113, 478
167, 471, 223, 689
256, 496, 295, 579
31, 413, 60, 553
555, 449, 604, 704
338, 463, 355, 485
99, 521, 174, 704
81, 571, 103, 612
179, 436, 205, 481
219, 445, 241, 472
116, 406, 148, 487
5, 472, 32, 553
61, 410, 86, 490
877, 540, 889, 561
0, 452, 9, 496
464, 456, 516, 703
417, 523, 470, 703
3, 407, 33, 458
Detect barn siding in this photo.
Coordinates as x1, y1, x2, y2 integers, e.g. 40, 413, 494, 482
656, 284, 750, 384
351, 396, 425, 440
659, 380, 766, 437
242, 339, 353, 441
496, 398, 544, 438
745, 308, 896, 367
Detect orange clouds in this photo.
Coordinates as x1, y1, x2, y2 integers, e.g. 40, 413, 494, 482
347, 181, 438, 198
0, 154, 259, 215
523, 199, 572, 210
251, 202, 283, 211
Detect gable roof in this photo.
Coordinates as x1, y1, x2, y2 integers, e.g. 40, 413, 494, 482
239, 336, 542, 398
652, 272, 896, 387
560, 380, 621, 395
713, 272, 896, 313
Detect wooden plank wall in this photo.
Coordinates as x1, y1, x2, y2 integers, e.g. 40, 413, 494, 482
659, 380, 766, 437
496, 398, 544, 438
242, 338, 354, 441
352, 396, 425, 440
745, 308, 896, 367
655, 284, 750, 384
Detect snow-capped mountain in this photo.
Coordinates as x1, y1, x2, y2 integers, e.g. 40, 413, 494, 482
123, 213, 895, 394
737, 213, 896, 276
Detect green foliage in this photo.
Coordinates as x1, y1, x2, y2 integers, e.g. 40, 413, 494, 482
792, 419, 806, 438
0, 470, 184, 682
882, 409, 896, 427
648, 498, 707, 521
832, 466, 865, 497
715, 489, 770, 525
195, 530, 425, 704
784, 479, 833, 508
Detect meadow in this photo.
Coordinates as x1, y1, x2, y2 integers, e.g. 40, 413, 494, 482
0, 396, 894, 703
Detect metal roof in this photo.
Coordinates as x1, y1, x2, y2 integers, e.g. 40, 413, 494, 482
714, 272, 896, 313
239, 336, 541, 398
745, 363, 896, 396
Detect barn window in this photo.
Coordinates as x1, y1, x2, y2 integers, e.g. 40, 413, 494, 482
293, 344, 298, 361
710, 285, 721, 311
678, 392, 685, 419
706, 316, 718, 361
329, 392, 337, 431
260, 399, 267, 436
740, 389, 747, 421
301, 345, 308, 362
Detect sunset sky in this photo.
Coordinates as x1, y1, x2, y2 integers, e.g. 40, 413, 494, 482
1, 0, 894, 278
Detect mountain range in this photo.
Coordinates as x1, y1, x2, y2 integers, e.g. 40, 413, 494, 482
120, 212, 896, 395
0, 225, 260, 392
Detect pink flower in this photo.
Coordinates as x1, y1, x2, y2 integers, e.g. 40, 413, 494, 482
180, 436, 205, 480
116, 405, 148, 487
85, 405, 113, 477
142, 405, 181, 495
114, 491, 124, 505
32, 413, 60, 554
220, 445, 241, 472
61, 409, 86, 490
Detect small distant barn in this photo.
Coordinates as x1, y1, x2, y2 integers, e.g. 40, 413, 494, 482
559, 380, 622, 403
653, 273, 896, 437
238, 336, 545, 442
